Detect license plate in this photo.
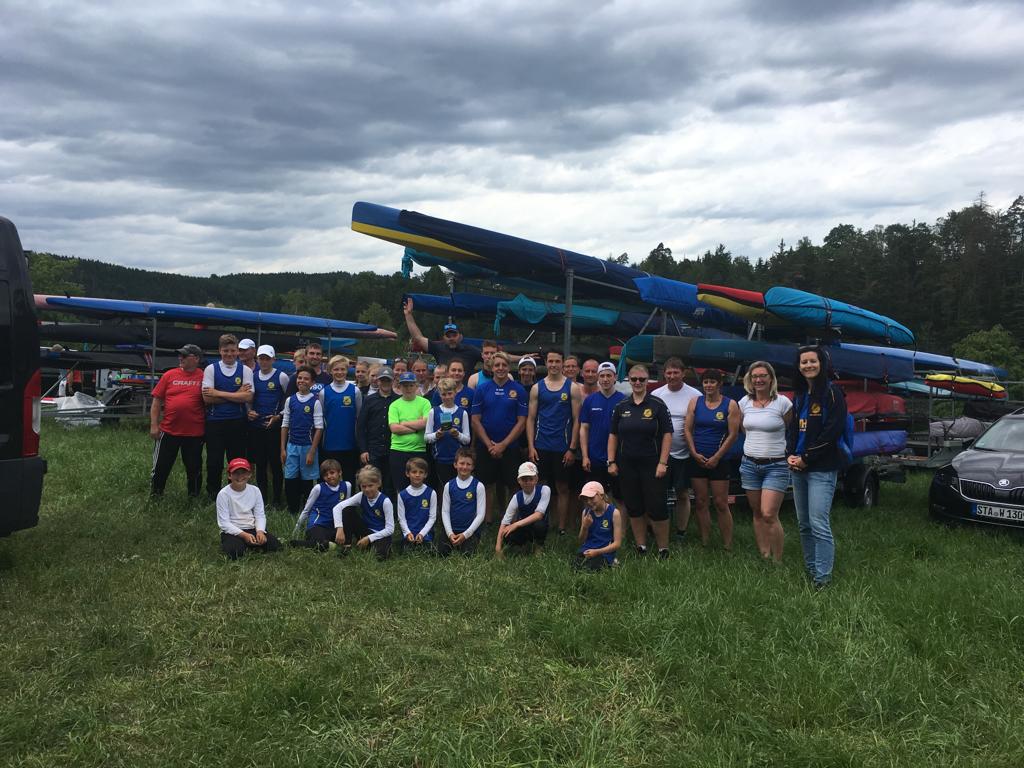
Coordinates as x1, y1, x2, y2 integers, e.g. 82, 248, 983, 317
973, 504, 1024, 522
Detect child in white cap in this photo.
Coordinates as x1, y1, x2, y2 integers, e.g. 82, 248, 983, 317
495, 461, 550, 558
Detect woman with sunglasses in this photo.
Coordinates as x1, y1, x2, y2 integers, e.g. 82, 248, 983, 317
683, 368, 740, 550
786, 346, 848, 589
607, 364, 673, 558
738, 361, 792, 562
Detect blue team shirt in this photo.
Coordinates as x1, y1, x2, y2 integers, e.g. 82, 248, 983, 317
400, 485, 435, 541
308, 480, 351, 529
471, 377, 528, 443
580, 503, 617, 564
321, 381, 358, 451
431, 385, 475, 411
580, 389, 625, 464
534, 378, 573, 452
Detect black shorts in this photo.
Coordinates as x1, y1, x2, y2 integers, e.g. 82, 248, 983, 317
585, 460, 620, 499
666, 456, 690, 491
536, 449, 572, 486
474, 444, 520, 491
686, 456, 731, 482
617, 455, 668, 521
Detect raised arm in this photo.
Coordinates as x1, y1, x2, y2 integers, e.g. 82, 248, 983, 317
403, 297, 429, 353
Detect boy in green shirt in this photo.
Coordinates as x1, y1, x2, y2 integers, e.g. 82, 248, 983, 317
388, 372, 432, 502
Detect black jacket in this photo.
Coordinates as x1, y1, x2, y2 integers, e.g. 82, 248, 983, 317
356, 390, 399, 456
786, 383, 848, 472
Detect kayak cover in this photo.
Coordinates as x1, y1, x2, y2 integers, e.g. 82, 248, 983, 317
764, 287, 915, 346
632, 277, 750, 334
851, 430, 907, 458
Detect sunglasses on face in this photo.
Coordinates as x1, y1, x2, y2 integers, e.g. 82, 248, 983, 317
629, 376, 648, 383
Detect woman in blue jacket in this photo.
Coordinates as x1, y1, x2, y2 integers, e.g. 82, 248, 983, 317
786, 346, 848, 589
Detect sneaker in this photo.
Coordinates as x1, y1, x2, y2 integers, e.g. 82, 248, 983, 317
558, 528, 567, 536
658, 548, 670, 561
635, 544, 648, 557
814, 579, 831, 591
675, 529, 687, 542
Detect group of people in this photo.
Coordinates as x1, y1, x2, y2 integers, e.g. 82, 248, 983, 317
149, 306, 848, 587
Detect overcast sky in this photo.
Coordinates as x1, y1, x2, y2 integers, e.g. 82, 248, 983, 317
3, 0, 1022, 277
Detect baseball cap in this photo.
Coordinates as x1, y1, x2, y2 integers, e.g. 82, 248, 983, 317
227, 457, 252, 473
443, 322, 459, 334
518, 356, 537, 369
377, 366, 394, 380
256, 344, 275, 358
177, 343, 203, 357
597, 361, 617, 374
399, 372, 418, 384
238, 338, 256, 350
517, 461, 538, 478
579, 481, 605, 498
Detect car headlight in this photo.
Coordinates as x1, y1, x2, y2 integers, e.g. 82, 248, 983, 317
933, 465, 958, 488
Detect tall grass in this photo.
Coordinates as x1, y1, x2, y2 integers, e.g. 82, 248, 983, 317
1, 423, 1021, 767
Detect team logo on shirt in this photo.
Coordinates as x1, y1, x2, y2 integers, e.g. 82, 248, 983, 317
601, 519, 610, 529
508, 390, 517, 399
560, 393, 568, 401
303, 405, 311, 413
715, 411, 725, 421
268, 382, 275, 389
453, 417, 461, 426
466, 491, 474, 500
421, 498, 429, 508
643, 408, 653, 418
460, 397, 470, 406
235, 377, 242, 385
375, 507, 382, 517
343, 396, 352, 406
811, 404, 822, 416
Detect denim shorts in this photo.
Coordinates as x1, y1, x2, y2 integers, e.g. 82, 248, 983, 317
739, 456, 791, 493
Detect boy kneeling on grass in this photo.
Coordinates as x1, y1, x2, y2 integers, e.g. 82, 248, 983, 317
573, 481, 623, 571
217, 457, 282, 560
439, 448, 486, 556
290, 459, 352, 551
332, 465, 395, 560
495, 461, 550, 559
397, 456, 437, 553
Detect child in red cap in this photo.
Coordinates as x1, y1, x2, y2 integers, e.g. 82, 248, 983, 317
216, 457, 282, 560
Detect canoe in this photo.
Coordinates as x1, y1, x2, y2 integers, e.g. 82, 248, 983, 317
764, 287, 915, 345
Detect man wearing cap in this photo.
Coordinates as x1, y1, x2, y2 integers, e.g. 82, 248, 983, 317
246, 344, 289, 507
388, 372, 433, 502
286, 341, 331, 396
238, 338, 257, 371
471, 351, 528, 522
150, 344, 206, 498
580, 362, 626, 496
356, 366, 399, 496
202, 333, 254, 500
403, 297, 484, 370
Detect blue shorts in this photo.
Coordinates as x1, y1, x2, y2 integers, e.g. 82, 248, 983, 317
284, 442, 320, 480
740, 456, 791, 494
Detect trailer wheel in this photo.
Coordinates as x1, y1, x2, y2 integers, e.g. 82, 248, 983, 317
843, 464, 879, 508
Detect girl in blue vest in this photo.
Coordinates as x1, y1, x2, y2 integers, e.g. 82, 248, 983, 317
320, 355, 362, 484
289, 458, 352, 551
331, 465, 395, 560
573, 481, 623, 571
425, 378, 471, 487
439, 448, 486, 556
495, 461, 550, 558
279, 366, 324, 514
397, 456, 437, 553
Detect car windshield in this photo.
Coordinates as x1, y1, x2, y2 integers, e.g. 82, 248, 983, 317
974, 418, 1024, 453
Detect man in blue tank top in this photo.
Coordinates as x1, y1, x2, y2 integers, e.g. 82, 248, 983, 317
526, 349, 583, 536
202, 334, 254, 500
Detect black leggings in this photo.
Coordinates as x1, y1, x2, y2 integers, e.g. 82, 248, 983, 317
248, 425, 283, 505
618, 455, 668, 521
340, 506, 392, 560
205, 419, 247, 497
507, 518, 549, 547
220, 529, 282, 560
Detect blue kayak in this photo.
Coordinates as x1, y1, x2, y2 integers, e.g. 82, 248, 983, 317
764, 287, 915, 346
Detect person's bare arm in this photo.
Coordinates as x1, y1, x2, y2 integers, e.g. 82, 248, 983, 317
526, 385, 539, 459
403, 297, 429, 352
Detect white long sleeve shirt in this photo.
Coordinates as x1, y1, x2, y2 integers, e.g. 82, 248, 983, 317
216, 484, 266, 535
332, 492, 395, 542
397, 484, 438, 538
441, 476, 486, 539
500, 485, 551, 526
281, 391, 324, 429
424, 405, 471, 446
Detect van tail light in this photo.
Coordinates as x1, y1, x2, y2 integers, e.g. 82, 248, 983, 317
23, 368, 41, 456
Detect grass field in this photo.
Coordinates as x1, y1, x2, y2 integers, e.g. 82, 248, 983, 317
1, 423, 1022, 767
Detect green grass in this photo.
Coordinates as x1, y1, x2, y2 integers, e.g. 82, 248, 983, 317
1, 424, 1022, 767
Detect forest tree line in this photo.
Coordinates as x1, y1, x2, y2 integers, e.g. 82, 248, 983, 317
26, 196, 1024, 373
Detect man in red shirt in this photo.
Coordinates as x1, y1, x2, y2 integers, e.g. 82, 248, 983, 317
150, 344, 207, 497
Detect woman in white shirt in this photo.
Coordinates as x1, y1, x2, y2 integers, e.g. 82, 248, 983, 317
738, 361, 793, 563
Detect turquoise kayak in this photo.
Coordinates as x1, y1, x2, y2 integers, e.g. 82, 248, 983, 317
764, 287, 915, 346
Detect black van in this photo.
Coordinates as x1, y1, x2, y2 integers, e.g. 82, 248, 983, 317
0, 217, 45, 537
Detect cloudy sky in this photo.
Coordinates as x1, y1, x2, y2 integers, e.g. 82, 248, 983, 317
3, 0, 1022, 277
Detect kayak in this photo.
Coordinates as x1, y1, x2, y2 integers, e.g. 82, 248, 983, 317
764, 287, 915, 346
924, 374, 1007, 399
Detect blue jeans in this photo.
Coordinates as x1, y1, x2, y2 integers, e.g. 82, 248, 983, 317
791, 469, 837, 584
